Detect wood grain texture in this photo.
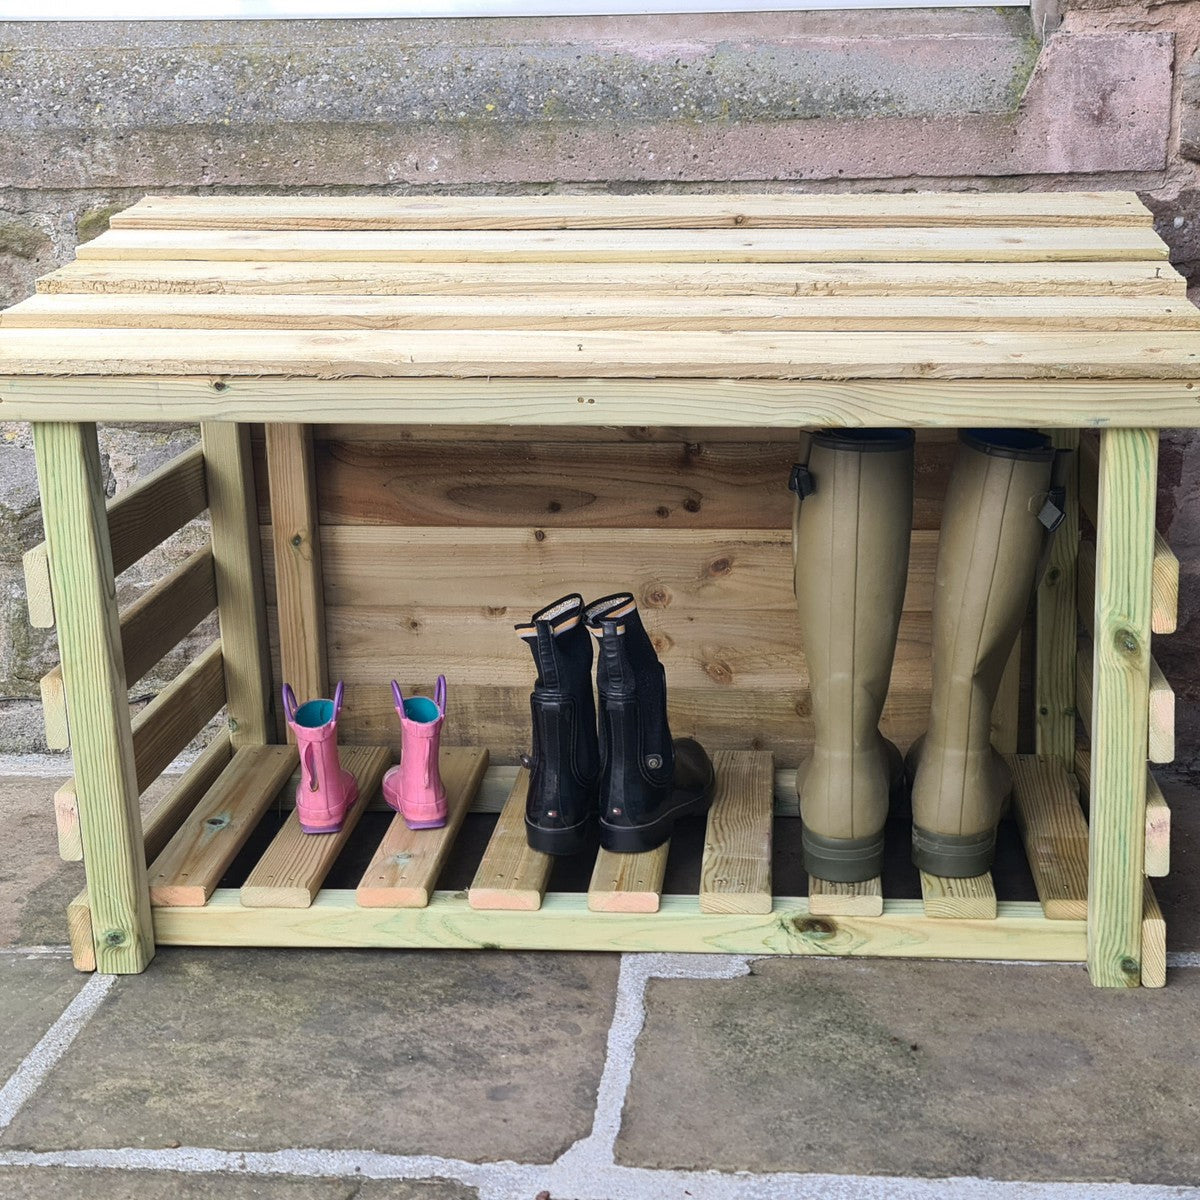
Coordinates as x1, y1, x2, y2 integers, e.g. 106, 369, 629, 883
468, 770, 551, 911
698, 750, 773, 915
148, 744, 296, 906
1074, 745, 1169, 879
142, 733, 235, 865
21, 542, 54, 627
202, 422, 273, 745
1035, 429, 1080, 762
1088, 428, 1157, 987
37, 259, 1187, 300
920, 872, 998, 919
54, 778, 83, 862
7, 329, 1200, 381
13, 293, 1200, 333
41, 544, 217, 751
808, 876, 884, 917
67, 889, 95, 973
356, 747, 489, 908
265, 423, 327, 718
33, 421, 154, 973
588, 845, 671, 914
1142, 880, 1167, 989
6, 375, 1200, 428
112, 191, 1155, 230
240, 745, 390, 908
75, 225, 1170, 264
1149, 657, 1175, 765
1078, 532, 1178, 638
155, 891, 1089, 962
1009, 754, 1089, 920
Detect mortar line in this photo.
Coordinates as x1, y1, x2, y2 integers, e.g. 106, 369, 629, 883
0, 973, 114, 1133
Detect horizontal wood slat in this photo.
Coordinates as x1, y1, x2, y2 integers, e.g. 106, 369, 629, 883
588, 845, 671, 914
920, 871, 997, 919
809, 876, 885, 917
37, 259, 1188, 299
21, 446, 207, 628
1010, 754, 1089, 920
468, 770, 552, 910
75, 226, 1170, 265
698, 750, 774, 915
1074, 745, 1169, 878
40, 545, 217, 750
240, 745, 390, 908
7, 329, 1200, 380
1077, 531, 1178, 637
1076, 635, 1174, 765
112, 192, 1155, 230
356, 747, 490, 908
148, 744, 296, 906
11, 293, 1200, 332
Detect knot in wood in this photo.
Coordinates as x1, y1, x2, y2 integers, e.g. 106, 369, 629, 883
103, 929, 126, 947
794, 916, 835, 939
1114, 628, 1140, 655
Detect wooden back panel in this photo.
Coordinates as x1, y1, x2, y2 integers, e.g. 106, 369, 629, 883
257, 426, 964, 769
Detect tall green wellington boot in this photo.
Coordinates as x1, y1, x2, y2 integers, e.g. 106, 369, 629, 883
908, 429, 1062, 877
791, 428, 915, 883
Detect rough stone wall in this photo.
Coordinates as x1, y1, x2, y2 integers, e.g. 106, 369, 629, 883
0, 8, 1198, 773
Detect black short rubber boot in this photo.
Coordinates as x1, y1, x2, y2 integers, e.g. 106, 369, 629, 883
516, 594, 600, 855
585, 593, 715, 854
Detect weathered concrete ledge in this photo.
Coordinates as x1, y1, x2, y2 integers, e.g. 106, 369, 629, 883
0, 16, 1170, 186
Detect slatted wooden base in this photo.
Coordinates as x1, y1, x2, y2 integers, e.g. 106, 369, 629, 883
108, 744, 1165, 984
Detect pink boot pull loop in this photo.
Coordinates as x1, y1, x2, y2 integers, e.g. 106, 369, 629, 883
383, 676, 450, 830
282, 680, 359, 835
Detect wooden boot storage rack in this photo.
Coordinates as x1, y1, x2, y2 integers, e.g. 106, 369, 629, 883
2, 191, 1191, 987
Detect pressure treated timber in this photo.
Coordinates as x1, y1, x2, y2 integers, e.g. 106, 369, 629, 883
1035, 430, 1080, 762
67, 889, 95, 973
240, 745, 390, 908
1077, 533, 1179, 640
21, 444, 207, 629
808, 877, 885, 918
32, 421, 153, 974
8, 330, 1200, 382
39, 544, 217, 751
142, 733, 235, 865
468, 770, 552, 911
919, 872, 998, 920
1076, 635, 1173, 767
7, 376, 1200, 429
75, 226, 1170, 265
265, 423, 327, 718
112, 191, 1155, 230
699, 750, 774, 915
588, 846, 671, 914
356, 748, 490, 908
1009, 754, 1089, 920
1074, 746, 1169, 878
153, 891, 1090, 962
12, 293, 1200, 333
1143, 881, 1167, 989
202, 422, 273, 746
37, 259, 1189, 300
148, 744, 296, 907
1089, 428, 1157, 988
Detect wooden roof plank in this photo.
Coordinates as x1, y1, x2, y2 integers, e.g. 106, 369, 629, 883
75, 226, 1169, 264
37, 259, 1187, 298
111, 191, 1154, 230
3, 328, 1199, 379
7, 292, 1200, 332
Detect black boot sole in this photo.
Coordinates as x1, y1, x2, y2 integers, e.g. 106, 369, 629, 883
598, 776, 715, 854
525, 815, 594, 857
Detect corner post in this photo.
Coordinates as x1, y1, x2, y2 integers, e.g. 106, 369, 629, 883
1087, 427, 1156, 987
33, 421, 154, 973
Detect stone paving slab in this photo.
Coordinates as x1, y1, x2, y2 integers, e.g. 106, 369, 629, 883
1, 947, 617, 1164
0, 954, 83, 1081
618, 958, 1200, 1184
0, 1168, 476, 1199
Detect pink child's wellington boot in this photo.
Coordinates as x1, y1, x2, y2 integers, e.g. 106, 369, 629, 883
383, 676, 449, 830
283, 682, 359, 834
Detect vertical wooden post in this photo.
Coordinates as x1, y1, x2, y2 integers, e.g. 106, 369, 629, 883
265, 423, 327, 724
201, 422, 273, 746
33, 422, 154, 974
1088, 428, 1156, 988
1036, 429, 1080, 763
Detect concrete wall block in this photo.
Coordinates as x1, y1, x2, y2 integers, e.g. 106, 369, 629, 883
0, 19, 1170, 185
